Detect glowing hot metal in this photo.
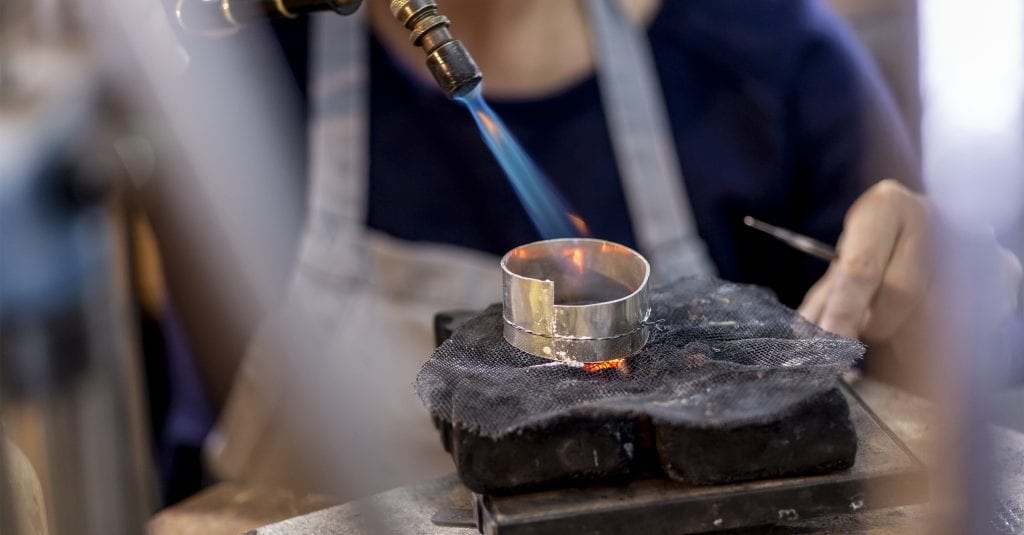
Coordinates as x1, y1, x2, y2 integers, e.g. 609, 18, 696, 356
582, 358, 629, 373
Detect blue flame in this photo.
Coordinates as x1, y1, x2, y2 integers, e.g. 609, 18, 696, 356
456, 86, 583, 239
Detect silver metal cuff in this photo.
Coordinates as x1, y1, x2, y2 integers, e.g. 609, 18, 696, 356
501, 238, 651, 363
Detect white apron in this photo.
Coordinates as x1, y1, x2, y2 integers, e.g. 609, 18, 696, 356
207, 0, 714, 499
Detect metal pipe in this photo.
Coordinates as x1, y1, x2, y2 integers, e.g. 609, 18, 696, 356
175, 0, 362, 34
175, 0, 482, 99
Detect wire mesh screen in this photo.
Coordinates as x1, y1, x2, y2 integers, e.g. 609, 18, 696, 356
416, 278, 864, 438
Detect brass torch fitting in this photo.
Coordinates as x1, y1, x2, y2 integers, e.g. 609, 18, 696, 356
389, 0, 482, 99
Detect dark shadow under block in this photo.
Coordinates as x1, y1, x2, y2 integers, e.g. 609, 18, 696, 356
444, 388, 857, 494
656, 388, 857, 485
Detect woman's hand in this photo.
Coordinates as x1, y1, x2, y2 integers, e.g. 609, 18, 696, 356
798, 179, 1022, 343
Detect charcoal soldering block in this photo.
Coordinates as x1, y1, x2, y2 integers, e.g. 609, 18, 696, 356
448, 413, 640, 495
655, 387, 857, 485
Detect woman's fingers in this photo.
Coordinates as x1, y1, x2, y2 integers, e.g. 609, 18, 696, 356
818, 180, 905, 338
801, 179, 1020, 350
798, 264, 835, 324
860, 194, 932, 342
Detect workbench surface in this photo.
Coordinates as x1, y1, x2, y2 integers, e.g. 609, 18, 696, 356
148, 378, 1024, 534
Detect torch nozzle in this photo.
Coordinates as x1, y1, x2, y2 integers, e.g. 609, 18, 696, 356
389, 0, 482, 99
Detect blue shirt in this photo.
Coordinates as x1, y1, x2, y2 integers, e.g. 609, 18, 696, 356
362, 0, 898, 307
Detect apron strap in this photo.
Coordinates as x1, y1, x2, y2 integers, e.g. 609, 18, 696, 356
299, 10, 369, 283
584, 0, 716, 281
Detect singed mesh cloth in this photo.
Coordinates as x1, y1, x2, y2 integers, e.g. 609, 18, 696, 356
416, 278, 864, 438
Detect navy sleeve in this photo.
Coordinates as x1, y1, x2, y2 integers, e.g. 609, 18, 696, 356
786, 3, 867, 254
785, 0, 920, 299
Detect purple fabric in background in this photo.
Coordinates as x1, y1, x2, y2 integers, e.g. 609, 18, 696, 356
158, 304, 214, 501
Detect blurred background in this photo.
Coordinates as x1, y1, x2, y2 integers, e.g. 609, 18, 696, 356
1, 0, 1021, 533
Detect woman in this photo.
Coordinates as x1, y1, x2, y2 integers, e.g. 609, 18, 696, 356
184, 0, 1017, 498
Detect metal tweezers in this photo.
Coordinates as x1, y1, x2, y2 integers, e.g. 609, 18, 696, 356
743, 216, 837, 262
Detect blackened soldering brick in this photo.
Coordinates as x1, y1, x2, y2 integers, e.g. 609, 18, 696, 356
655, 387, 857, 485
428, 303, 860, 494
447, 413, 642, 495
442, 389, 855, 493
433, 310, 479, 347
